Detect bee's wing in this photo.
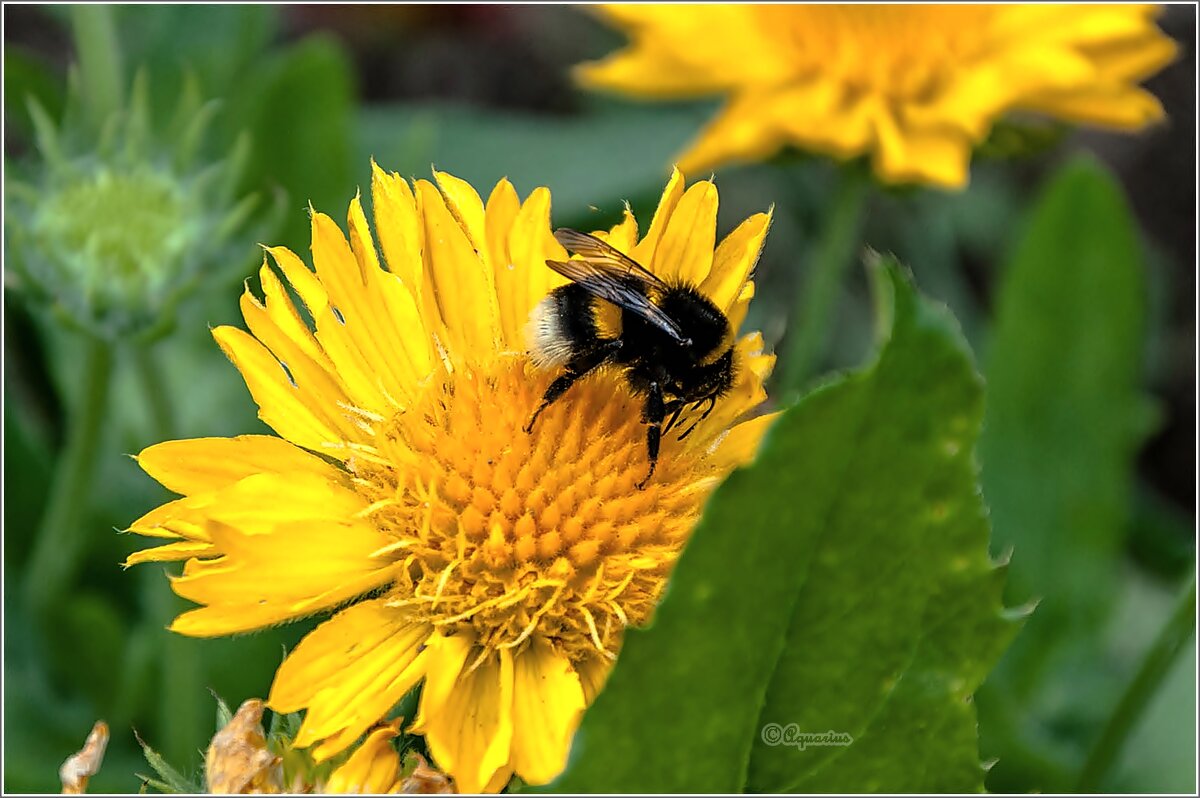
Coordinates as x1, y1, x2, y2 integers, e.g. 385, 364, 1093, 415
553, 229, 667, 289
546, 259, 686, 343
548, 228, 685, 343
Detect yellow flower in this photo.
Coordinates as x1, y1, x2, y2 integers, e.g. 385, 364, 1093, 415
126, 163, 776, 792
578, 4, 1177, 188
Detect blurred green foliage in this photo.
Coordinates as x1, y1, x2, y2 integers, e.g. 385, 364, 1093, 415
3, 5, 1194, 795
977, 159, 1156, 792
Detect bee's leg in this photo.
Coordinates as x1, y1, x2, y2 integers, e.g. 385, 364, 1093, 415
525, 339, 622, 433
637, 382, 666, 490
677, 395, 718, 441
661, 400, 686, 435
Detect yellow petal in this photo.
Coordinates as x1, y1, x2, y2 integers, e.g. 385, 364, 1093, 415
169, 513, 402, 636
510, 639, 585, 786
872, 110, 972, 190
630, 167, 685, 268
435, 170, 491, 265
482, 765, 515, 793
651, 179, 718, 285
136, 435, 330, 496
348, 194, 426, 406
324, 721, 403, 794
775, 80, 876, 158
576, 46, 719, 98
310, 207, 421, 415
576, 655, 611, 705
484, 178, 525, 348
992, 31, 1105, 85
601, 206, 639, 254
691, 332, 773, 442
130, 469, 358, 551
1021, 84, 1166, 130
268, 600, 431, 760
506, 187, 567, 346
991, 4, 1165, 48
254, 257, 328, 367
701, 208, 771, 313
265, 245, 328, 319
212, 325, 345, 453
422, 650, 515, 794
370, 160, 424, 294
675, 97, 788, 177
410, 632, 474, 733
223, 469, 365, 524
726, 280, 755, 335
129, 496, 208, 539
123, 539, 216, 566
708, 411, 781, 473
485, 178, 520, 268
1086, 32, 1179, 82
238, 280, 361, 435
415, 179, 503, 358
578, 5, 791, 95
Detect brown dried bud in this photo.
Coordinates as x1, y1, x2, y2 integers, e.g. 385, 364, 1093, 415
60, 720, 109, 794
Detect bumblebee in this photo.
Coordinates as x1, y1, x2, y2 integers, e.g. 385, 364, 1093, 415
525, 228, 736, 488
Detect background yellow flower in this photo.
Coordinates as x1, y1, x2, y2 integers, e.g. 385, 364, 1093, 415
578, 4, 1178, 187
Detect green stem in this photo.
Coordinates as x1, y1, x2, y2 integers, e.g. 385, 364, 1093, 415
132, 345, 204, 768
1077, 577, 1197, 791
70, 5, 124, 128
155, 580, 206, 771
777, 165, 870, 397
23, 336, 114, 617
134, 345, 175, 442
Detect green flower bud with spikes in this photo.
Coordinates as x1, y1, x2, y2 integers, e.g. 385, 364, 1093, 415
6, 68, 273, 341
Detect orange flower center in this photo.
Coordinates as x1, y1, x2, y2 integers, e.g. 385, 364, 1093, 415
351, 355, 721, 661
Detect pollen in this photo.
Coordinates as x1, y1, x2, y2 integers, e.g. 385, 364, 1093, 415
353, 355, 709, 662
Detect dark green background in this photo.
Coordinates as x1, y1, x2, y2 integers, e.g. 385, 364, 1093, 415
4, 5, 1195, 793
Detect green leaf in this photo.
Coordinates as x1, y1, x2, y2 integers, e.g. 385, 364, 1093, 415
981, 155, 1148, 652
976, 157, 1152, 790
546, 259, 1017, 793
229, 35, 355, 253
115, 5, 279, 121
212, 690, 233, 734
134, 730, 202, 794
4, 48, 67, 146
